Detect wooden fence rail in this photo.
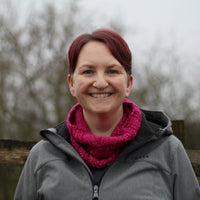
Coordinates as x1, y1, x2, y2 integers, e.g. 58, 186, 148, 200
0, 120, 200, 181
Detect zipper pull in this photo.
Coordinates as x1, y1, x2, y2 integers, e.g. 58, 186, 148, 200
93, 185, 99, 200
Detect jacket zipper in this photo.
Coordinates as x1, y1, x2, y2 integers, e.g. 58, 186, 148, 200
93, 185, 99, 200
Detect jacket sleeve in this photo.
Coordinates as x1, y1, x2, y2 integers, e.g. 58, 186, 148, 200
172, 141, 200, 200
13, 147, 38, 200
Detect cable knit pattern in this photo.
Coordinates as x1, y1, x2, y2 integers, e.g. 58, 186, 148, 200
66, 99, 142, 168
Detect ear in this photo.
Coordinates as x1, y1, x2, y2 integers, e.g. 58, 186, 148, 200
67, 74, 76, 97
125, 75, 133, 97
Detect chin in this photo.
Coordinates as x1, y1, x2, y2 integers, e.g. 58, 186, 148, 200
92, 107, 116, 115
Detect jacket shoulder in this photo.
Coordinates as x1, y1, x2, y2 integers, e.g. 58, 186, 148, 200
26, 139, 67, 174
154, 134, 184, 161
164, 135, 182, 149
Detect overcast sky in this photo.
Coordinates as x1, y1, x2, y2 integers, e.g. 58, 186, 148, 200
2, 0, 200, 62
78, 0, 200, 58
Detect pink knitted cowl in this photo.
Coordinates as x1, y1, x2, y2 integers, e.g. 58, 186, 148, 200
66, 99, 142, 168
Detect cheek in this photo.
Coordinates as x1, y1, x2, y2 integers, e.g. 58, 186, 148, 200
114, 78, 129, 91
73, 79, 89, 95
117, 79, 131, 97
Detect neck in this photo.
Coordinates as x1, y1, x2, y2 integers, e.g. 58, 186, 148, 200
83, 106, 123, 137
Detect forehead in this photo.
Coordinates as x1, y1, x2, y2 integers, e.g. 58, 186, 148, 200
80, 41, 110, 55
76, 41, 120, 66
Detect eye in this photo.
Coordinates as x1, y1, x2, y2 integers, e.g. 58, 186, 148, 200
108, 69, 118, 74
83, 70, 93, 74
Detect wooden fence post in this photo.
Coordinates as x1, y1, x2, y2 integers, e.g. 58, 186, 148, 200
171, 120, 185, 146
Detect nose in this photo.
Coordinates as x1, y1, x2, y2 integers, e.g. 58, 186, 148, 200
93, 73, 108, 89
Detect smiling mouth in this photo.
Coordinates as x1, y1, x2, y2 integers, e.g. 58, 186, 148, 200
90, 93, 112, 98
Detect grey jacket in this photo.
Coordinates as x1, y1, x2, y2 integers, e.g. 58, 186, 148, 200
14, 110, 200, 200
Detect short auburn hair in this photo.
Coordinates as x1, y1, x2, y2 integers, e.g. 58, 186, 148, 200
67, 29, 132, 75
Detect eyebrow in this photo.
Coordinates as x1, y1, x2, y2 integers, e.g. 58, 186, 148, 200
79, 63, 121, 69
79, 64, 95, 68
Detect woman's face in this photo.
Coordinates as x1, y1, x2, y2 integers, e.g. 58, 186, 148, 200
68, 41, 133, 116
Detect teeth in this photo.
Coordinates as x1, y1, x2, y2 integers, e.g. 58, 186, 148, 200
91, 93, 110, 98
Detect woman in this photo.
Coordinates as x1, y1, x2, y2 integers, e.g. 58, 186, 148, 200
14, 29, 200, 200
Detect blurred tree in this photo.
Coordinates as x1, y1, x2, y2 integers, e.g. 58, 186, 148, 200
0, 1, 84, 140
130, 40, 196, 120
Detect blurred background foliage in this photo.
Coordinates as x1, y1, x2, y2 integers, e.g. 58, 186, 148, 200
0, 0, 200, 199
